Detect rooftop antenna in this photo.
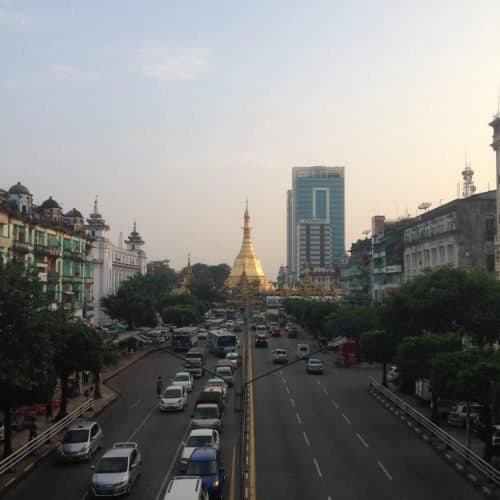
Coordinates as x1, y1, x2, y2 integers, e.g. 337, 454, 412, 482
418, 202, 431, 213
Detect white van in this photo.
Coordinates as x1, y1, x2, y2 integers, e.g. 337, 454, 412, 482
297, 343, 310, 360
163, 476, 208, 500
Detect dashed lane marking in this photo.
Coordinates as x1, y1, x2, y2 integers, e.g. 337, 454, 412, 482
129, 398, 141, 409
378, 460, 393, 481
296, 412, 302, 424
128, 401, 159, 441
286, 386, 290, 394
290, 397, 296, 408
313, 457, 323, 478
303, 432, 310, 447
342, 414, 351, 425
323, 388, 328, 395
356, 433, 369, 448
331, 399, 339, 409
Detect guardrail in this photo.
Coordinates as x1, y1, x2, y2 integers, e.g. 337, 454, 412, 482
0, 398, 94, 476
368, 376, 500, 486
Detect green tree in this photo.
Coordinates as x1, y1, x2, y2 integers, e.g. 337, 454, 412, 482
360, 330, 397, 386
324, 304, 378, 340
161, 304, 200, 327
0, 263, 55, 457
186, 263, 231, 302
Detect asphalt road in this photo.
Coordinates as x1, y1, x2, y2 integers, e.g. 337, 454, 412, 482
2, 342, 243, 500
252, 329, 484, 500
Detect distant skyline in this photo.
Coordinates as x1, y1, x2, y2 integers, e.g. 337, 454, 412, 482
2, 1, 500, 277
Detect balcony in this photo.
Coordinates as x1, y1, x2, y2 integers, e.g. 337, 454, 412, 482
47, 272, 60, 283
0, 235, 10, 248
61, 274, 83, 283
34, 243, 61, 257
63, 249, 86, 261
12, 240, 33, 253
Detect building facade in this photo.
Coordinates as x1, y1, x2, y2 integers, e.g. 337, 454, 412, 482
289, 166, 345, 278
490, 112, 500, 279
86, 199, 147, 324
0, 182, 93, 319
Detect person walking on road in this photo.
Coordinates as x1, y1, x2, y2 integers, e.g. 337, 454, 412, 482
156, 376, 163, 399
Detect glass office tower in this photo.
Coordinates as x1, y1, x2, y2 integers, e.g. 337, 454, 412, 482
290, 166, 345, 273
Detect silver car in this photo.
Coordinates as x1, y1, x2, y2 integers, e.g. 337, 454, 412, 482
59, 421, 103, 462
89, 442, 142, 497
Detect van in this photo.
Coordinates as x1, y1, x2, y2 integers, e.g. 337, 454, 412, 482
297, 343, 310, 360
184, 349, 205, 378
197, 387, 225, 409
163, 476, 209, 500
191, 403, 222, 431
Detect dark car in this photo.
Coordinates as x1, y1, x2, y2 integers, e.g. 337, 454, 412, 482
184, 447, 225, 499
255, 334, 269, 348
288, 327, 298, 338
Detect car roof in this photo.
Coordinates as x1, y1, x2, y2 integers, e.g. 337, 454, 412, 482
102, 445, 135, 459
166, 476, 204, 496
189, 447, 217, 461
175, 372, 191, 377
67, 421, 97, 431
201, 386, 223, 393
207, 378, 225, 384
189, 429, 215, 437
308, 358, 322, 362
165, 385, 184, 391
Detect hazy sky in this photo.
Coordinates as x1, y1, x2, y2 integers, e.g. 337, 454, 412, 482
2, 1, 500, 278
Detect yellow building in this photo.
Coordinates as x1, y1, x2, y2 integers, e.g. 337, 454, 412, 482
226, 202, 274, 293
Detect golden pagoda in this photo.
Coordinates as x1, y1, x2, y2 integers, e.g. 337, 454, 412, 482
226, 202, 274, 293
173, 253, 193, 295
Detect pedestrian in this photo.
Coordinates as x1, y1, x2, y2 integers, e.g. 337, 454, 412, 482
156, 376, 163, 399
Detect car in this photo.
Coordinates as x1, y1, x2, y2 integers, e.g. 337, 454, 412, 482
172, 372, 194, 393
159, 385, 189, 412
191, 403, 223, 431
225, 320, 234, 329
296, 343, 310, 359
288, 327, 298, 339
447, 402, 483, 427
184, 448, 225, 500
59, 421, 103, 462
225, 352, 240, 369
271, 326, 281, 337
306, 358, 324, 374
255, 334, 269, 348
387, 365, 399, 383
233, 324, 243, 333
89, 442, 142, 498
205, 378, 228, 401
163, 476, 209, 500
198, 328, 208, 340
214, 365, 234, 387
272, 349, 288, 364
180, 429, 221, 469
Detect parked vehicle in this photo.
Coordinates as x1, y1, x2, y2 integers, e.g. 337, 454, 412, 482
271, 326, 281, 337
59, 421, 103, 462
306, 358, 324, 374
159, 385, 189, 412
89, 442, 142, 498
163, 476, 209, 500
191, 403, 223, 431
184, 448, 225, 500
447, 402, 483, 427
180, 429, 221, 469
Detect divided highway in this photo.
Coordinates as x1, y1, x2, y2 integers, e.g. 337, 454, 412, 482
1, 345, 242, 500
252, 332, 484, 500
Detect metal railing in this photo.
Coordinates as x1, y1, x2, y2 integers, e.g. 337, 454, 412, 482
0, 398, 94, 476
369, 376, 500, 486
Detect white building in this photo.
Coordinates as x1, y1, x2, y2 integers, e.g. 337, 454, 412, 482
86, 198, 147, 324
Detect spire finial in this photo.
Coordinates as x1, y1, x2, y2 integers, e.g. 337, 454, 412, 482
133, 220, 137, 232
93, 195, 98, 214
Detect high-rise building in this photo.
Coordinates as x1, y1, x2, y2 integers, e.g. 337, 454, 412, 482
489, 112, 500, 279
289, 166, 345, 276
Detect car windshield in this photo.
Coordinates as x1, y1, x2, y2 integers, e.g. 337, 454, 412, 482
216, 368, 231, 376
175, 375, 189, 382
227, 353, 237, 359
186, 460, 218, 475
309, 359, 321, 365
96, 456, 128, 473
62, 429, 89, 443
218, 335, 236, 347
194, 407, 218, 418
276, 350, 287, 355
163, 389, 181, 398
186, 435, 213, 447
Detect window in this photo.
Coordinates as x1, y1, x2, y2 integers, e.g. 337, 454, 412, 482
447, 244, 454, 264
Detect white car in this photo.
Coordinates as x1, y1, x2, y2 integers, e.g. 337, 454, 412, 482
225, 352, 240, 369
198, 328, 208, 340
215, 366, 234, 387
179, 429, 221, 469
159, 385, 188, 412
205, 378, 228, 400
172, 372, 194, 393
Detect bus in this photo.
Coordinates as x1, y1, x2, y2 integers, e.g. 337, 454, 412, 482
172, 327, 199, 352
207, 330, 238, 357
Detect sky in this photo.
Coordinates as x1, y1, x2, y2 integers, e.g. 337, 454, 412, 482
2, 0, 500, 278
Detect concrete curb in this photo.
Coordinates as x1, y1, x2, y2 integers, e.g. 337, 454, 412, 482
369, 389, 499, 498
0, 345, 158, 496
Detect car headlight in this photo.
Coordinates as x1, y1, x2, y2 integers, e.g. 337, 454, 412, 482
115, 480, 129, 489
81, 443, 90, 452
213, 480, 220, 488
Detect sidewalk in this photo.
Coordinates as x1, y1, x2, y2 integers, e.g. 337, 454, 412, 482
0, 342, 161, 495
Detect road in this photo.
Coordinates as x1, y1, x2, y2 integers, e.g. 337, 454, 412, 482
252, 329, 484, 500
2, 343, 242, 500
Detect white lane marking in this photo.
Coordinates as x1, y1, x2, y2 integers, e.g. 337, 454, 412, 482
286, 386, 290, 394
80, 492, 88, 500
279, 370, 283, 374
331, 399, 339, 409
328, 497, 332, 500
129, 398, 141, 409
342, 414, 351, 425
128, 401, 158, 441
378, 460, 393, 480
303, 431, 310, 447
356, 433, 369, 448
313, 457, 323, 478
323, 388, 328, 395
282, 377, 286, 384
290, 397, 296, 408
296, 412, 302, 424
316, 379, 321, 385
154, 422, 192, 500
